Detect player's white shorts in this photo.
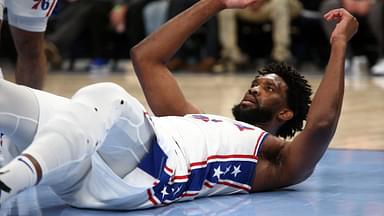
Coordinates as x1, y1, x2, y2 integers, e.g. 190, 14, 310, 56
1, 0, 58, 32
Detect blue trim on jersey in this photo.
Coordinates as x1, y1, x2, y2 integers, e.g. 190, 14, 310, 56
139, 139, 257, 204
204, 161, 256, 186
138, 138, 168, 180
256, 133, 269, 156
149, 160, 256, 203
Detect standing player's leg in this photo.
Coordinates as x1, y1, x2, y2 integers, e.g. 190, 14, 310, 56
6, 0, 56, 89
10, 26, 47, 89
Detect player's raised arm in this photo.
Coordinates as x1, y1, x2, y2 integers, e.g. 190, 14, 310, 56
252, 8, 358, 191
130, 0, 260, 116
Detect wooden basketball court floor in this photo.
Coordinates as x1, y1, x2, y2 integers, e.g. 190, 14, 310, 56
0, 63, 383, 215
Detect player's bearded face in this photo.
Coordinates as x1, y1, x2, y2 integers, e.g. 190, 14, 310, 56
232, 102, 274, 125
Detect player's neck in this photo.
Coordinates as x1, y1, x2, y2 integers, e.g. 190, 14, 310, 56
254, 122, 279, 135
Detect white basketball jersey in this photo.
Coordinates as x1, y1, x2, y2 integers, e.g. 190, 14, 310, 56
66, 114, 268, 210
136, 114, 268, 207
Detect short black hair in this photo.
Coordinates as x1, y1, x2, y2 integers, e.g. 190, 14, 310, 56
258, 62, 312, 139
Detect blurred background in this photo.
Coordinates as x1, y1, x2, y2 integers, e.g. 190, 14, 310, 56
0, 0, 383, 75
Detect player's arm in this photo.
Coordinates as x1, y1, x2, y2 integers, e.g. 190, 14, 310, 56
252, 9, 358, 191
130, 0, 259, 116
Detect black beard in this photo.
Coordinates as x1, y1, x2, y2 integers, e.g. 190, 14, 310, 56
232, 103, 274, 125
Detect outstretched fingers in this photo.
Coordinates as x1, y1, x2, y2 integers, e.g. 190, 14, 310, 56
323, 8, 358, 43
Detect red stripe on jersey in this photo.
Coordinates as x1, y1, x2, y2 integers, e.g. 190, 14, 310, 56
253, 131, 267, 156
181, 192, 198, 197
164, 165, 173, 174
190, 154, 258, 170
46, 0, 57, 17
204, 181, 214, 188
204, 179, 250, 191
190, 154, 257, 168
207, 154, 257, 160
173, 175, 189, 180
218, 181, 250, 191
147, 189, 158, 205
190, 161, 208, 167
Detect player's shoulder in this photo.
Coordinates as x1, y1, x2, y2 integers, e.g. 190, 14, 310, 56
185, 114, 266, 132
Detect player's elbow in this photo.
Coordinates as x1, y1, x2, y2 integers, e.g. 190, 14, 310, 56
307, 108, 341, 132
131, 45, 161, 74
284, 168, 315, 187
305, 118, 337, 140
130, 45, 144, 67
130, 45, 150, 75
306, 116, 333, 130
296, 168, 315, 184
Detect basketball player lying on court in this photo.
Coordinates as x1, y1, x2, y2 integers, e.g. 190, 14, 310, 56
0, 0, 358, 210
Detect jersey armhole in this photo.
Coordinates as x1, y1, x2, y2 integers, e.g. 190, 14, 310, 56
254, 132, 269, 157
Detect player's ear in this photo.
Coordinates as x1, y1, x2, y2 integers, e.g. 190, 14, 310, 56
278, 108, 293, 121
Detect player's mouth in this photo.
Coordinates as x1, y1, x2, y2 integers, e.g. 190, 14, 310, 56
240, 95, 258, 107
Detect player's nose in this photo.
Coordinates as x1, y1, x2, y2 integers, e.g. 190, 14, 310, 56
248, 86, 259, 96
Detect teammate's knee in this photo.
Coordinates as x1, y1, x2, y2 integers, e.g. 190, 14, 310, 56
74, 82, 127, 97
72, 82, 132, 107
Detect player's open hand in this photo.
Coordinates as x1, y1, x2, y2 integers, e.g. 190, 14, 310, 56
220, 0, 263, 9
324, 8, 358, 44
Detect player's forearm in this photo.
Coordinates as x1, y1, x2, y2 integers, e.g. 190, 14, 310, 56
130, 0, 225, 65
280, 40, 348, 185
305, 39, 347, 142
130, 0, 224, 116
278, 9, 358, 187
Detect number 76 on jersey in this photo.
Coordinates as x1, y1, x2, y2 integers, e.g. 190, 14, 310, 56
31, 0, 58, 16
